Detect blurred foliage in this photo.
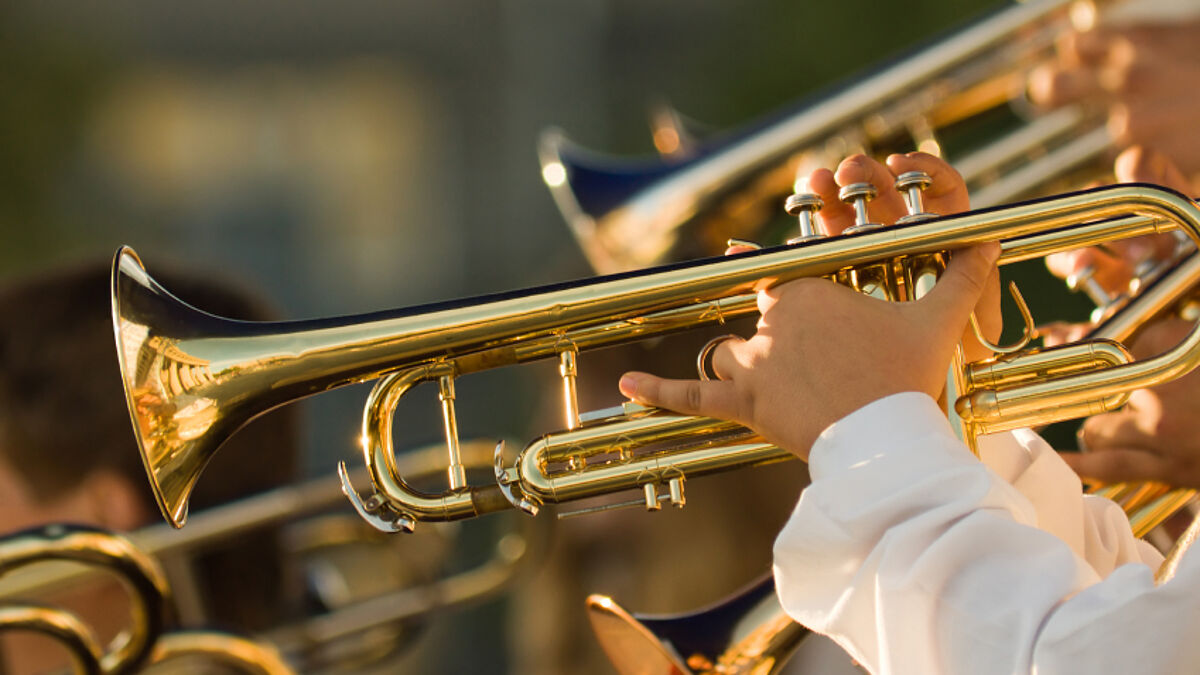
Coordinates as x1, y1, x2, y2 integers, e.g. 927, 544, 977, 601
0, 9, 120, 276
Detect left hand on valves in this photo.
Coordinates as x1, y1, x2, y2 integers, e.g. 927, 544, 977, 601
620, 153, 1001, 460
1070, 317, 1200, 489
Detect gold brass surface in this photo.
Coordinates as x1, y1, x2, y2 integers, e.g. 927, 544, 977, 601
0, 605, 104, 675
114, 183, 1200, 534
148, 632, 293, 674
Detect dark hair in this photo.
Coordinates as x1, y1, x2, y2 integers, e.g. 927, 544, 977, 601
0, 260, 299, 629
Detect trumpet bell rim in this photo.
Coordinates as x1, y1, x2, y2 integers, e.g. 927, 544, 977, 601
111, 247, 191, 529
585, 594, 692, 674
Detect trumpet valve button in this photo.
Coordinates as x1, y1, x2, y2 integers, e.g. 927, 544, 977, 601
839, 182, 881, 234
784, 192, 823, 215
895, 171, 935, 224
838, 181, 877, 204
784, 192, 824, 241
894, 170, 932, 193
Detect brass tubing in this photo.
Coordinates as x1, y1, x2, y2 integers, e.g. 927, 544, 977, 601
1115, 482, 1169, 512
560, 349, 581, 430
542, 0, 1084, 274
438, 375, 466, 491
1092, 254, 1200, 342
534, 410, 750, 465
1131, 489, 1199, 539
359, 366, 509, 525
519, 436, 785, 505
0, 606, 103, 675
997, 214, 1163, 265
0, 526, 171, 674
149, 632, 293, 675
967, 340, 1132, 390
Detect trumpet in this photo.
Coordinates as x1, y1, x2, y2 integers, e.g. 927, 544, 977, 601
540, 0, 1112, 274
0, 525, 292, 674
113, 182, 1200, 536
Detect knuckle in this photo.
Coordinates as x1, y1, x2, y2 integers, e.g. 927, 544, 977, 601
685, 382, 703, 412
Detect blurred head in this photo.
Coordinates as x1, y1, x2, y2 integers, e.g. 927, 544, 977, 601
0, 260, 299, 629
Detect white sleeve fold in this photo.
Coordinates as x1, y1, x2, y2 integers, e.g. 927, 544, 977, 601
773, 392, 1194, 675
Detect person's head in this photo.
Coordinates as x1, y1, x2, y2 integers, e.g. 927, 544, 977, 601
0, 260, 299, 629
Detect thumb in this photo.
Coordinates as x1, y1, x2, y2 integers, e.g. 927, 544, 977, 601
921, 243, 1001, 329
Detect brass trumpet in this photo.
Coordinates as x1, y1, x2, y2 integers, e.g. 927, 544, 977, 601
114, 183, 1200, 536
540, 0, 1110, 274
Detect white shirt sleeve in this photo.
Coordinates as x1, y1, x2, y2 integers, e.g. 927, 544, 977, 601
773, 392, 1200, 675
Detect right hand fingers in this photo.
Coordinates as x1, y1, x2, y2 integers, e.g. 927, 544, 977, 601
1028, 63, 1103, 108
1114, 146, 1192, 194
1061, 446, 1169, 485
1044, 247, 1133, 296
919, 243, 1001, 353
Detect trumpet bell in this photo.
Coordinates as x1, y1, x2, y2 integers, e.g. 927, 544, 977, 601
112, 247, 270, 529
540, 129, 693, 275
587, 574, 807, 675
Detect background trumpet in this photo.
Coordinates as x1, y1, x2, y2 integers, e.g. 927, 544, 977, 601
541, 0, 1114, 275
0, 442, 542, 673
0, 524, 292, 674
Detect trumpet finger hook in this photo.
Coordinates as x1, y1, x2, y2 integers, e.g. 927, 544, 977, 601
696, 334, 739, 381
970, 281, 1035, 355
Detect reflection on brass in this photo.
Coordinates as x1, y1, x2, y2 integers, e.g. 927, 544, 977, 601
148, 632, 291, 675
0, 525, 170, 674
539, 0, 1109, 274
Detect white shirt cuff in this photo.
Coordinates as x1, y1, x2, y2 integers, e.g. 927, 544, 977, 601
808, 391, 959, 480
